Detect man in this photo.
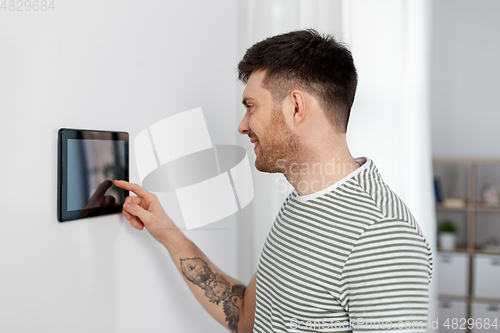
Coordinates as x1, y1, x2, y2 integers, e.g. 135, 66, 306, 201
115, 29, 433, 333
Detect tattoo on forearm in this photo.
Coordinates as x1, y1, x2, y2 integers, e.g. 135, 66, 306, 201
180, 257, 246, 333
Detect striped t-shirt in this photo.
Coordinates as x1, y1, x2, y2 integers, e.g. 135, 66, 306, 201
253, 157, 433, 333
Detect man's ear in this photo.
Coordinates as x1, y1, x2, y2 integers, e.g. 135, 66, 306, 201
290, 90, 307, 125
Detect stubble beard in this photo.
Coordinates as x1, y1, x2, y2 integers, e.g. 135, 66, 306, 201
254, 106, 303, 177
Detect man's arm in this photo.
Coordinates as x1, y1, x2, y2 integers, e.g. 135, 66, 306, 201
239, 272, 257, 332
114, 180, 256, 333
158, 228, 257, 333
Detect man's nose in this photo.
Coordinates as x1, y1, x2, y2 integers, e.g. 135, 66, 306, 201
238, 112, 250, 135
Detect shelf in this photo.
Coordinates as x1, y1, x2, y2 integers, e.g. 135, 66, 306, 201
436, 203, 500, 212
436, 204, 468, 211
437, 248, 500, 256
433, 157, 500, 164
471, 296, 500, 303
473, 249, 500, 256
438, 294, 500, 303
438, 294, 470, 301
438, 248, 469, 254
473, 204, 500, 212
434, 157, 500, 332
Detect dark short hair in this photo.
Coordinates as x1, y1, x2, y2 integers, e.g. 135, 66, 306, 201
237, 29, 357, 133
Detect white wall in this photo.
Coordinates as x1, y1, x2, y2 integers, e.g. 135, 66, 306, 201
0, 1, 240, 332
430, 0, 500, 157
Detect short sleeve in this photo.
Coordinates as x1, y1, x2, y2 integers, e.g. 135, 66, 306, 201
340, 219, 432, 332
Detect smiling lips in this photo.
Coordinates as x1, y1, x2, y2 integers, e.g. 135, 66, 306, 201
251, 139, 259, 150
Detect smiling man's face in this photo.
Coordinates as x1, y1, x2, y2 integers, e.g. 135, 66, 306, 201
238, 70, 301, 174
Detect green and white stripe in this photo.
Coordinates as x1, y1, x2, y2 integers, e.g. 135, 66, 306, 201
253, 157, 433, 333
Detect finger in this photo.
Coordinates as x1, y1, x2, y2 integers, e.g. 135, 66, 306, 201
122, 197, 141, 220
114, 180, 154, 200
123, 202, 151, 224
124, 196, 141, 205
130, 216, 144, 230
122, 209, 132, 221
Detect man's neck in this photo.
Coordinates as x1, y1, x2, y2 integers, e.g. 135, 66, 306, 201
284, 154, 361, 196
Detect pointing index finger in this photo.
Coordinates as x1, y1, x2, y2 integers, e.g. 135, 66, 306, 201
114, 180, 151, 199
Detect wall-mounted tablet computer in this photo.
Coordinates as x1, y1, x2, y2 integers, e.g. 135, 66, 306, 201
58, 128, 129, 222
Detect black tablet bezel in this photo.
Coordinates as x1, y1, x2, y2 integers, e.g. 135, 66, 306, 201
57, 128, 129, 222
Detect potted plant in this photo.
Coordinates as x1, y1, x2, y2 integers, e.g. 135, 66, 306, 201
439, 220, 457, 250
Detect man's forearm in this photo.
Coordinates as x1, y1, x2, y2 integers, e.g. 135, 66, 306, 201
113, 181, 252, 331
158, 227, 246, 333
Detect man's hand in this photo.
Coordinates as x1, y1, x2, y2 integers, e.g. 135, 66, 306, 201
114, 180, 177, 243
114, 180, 256, 333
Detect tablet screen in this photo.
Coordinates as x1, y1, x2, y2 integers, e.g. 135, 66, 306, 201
58, 129, 129, 222
67, 139, 127, 211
